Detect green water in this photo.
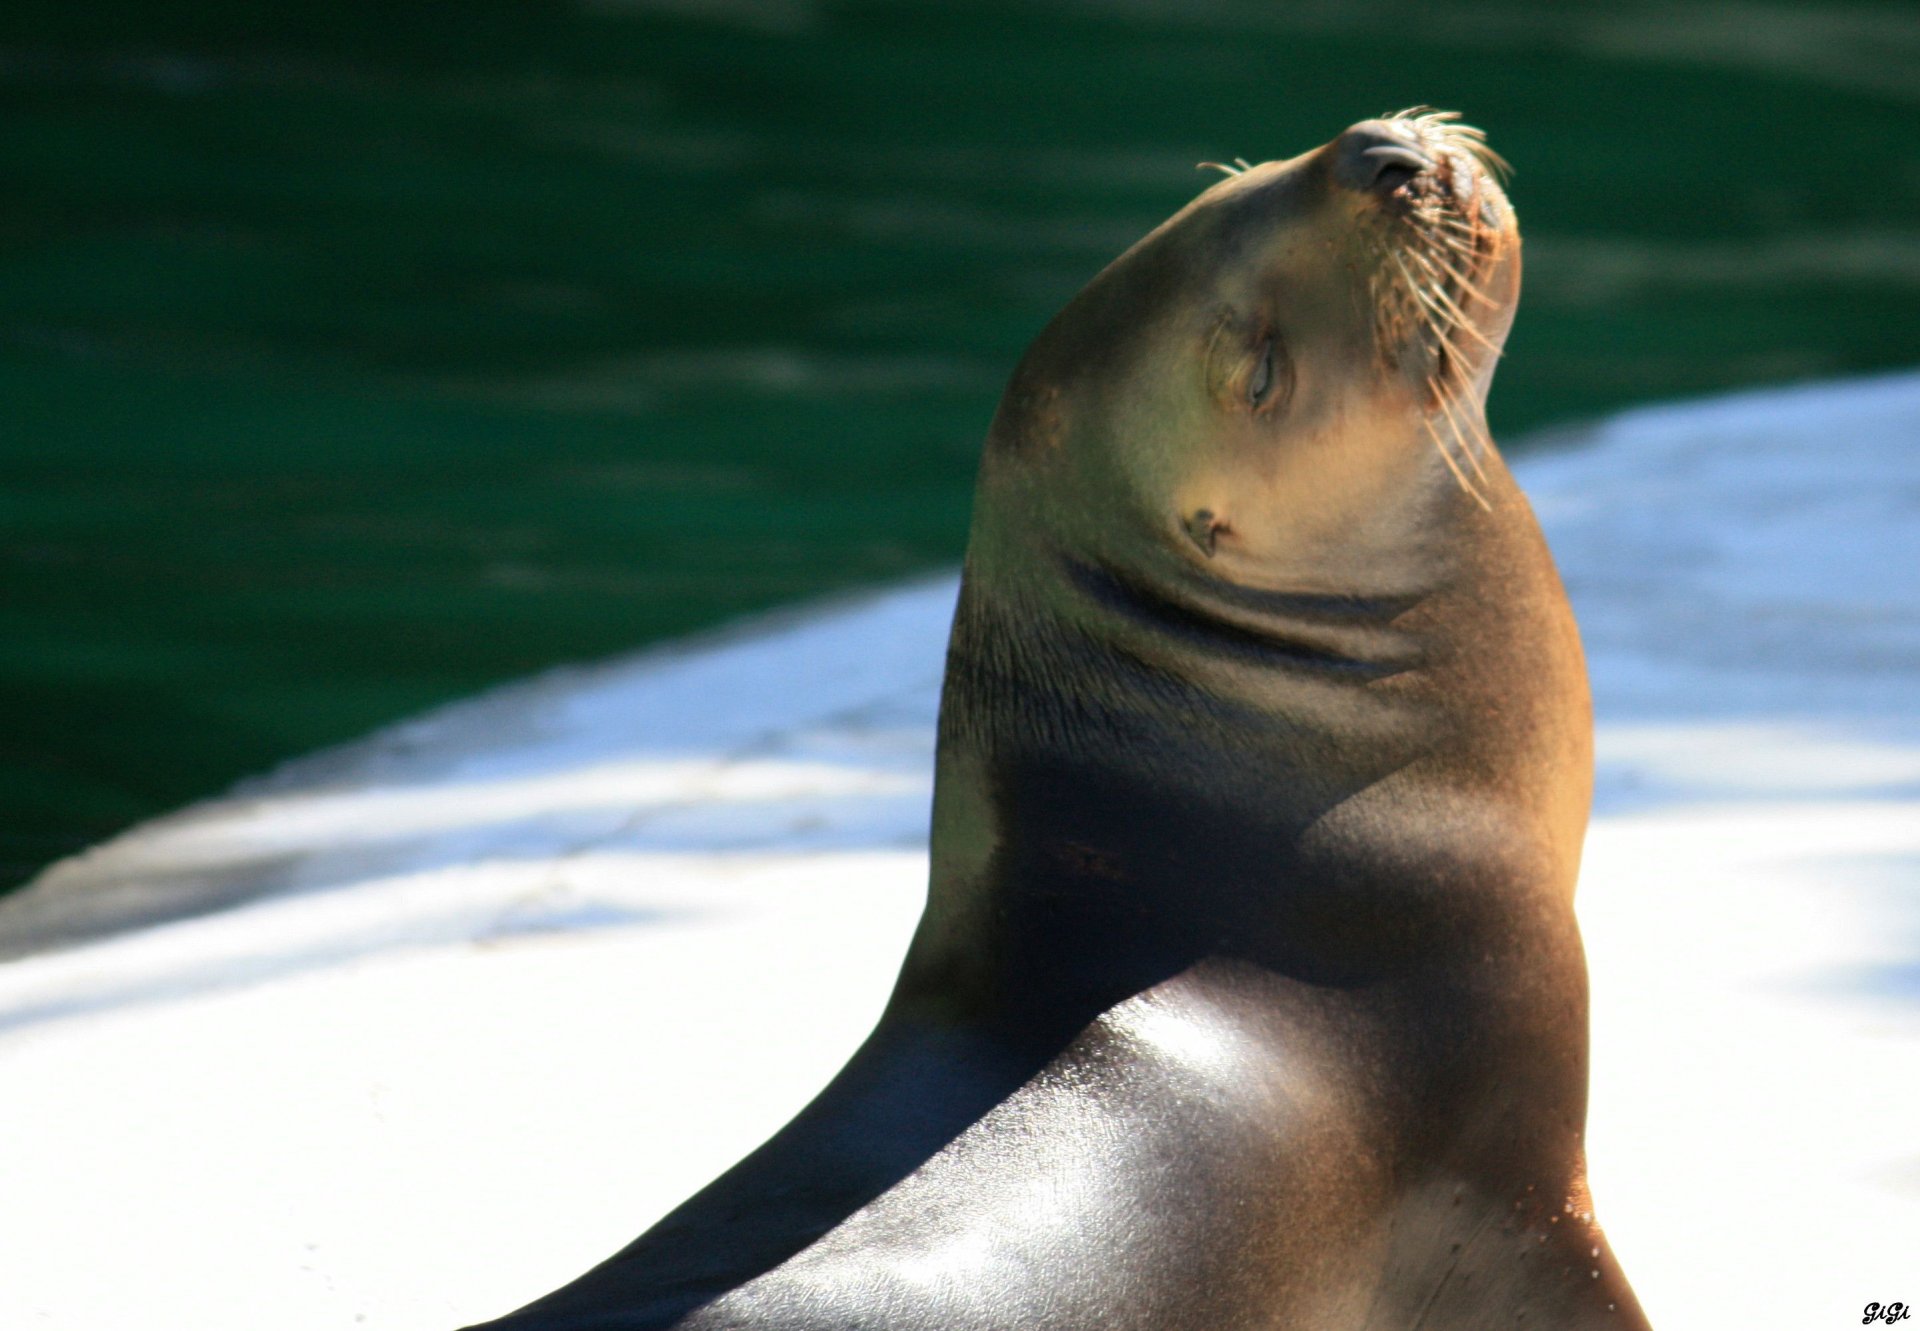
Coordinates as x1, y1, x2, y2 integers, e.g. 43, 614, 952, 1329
4, 0, 1918, 885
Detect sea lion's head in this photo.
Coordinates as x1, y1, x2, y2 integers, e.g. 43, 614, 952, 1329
933, 112, 1584, 1006
978, 110, 1520, 599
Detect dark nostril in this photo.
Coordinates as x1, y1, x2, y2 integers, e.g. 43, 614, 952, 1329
1331, 123, 1435, 194
1362, 144, 1432, 191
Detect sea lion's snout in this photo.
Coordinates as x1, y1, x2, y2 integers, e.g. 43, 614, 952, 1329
1332, 110, 1518, 504
1322, 113, 1509, 229
1330, 120, 1437, 196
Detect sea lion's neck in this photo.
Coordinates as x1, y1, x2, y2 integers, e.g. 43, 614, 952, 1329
898, 465, 1590, 1035
1054, 553, 1428, 682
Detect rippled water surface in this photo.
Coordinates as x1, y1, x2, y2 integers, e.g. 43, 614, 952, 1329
4, 0, 1918, 883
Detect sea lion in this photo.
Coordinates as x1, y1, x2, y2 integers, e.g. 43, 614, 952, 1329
466, 110, 1651, 1330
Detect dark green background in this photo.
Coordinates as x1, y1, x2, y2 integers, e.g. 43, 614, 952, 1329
4, 0, 1918, 885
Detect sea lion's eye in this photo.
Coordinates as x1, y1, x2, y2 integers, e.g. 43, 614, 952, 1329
1248, 335, 1279, 408
1205, 314, 1288, 412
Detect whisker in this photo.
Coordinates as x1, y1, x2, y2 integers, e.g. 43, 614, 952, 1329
1431, 376, 1493, 483
1402, 246, 1489, 309
1461, 140, 1512, 183
1406, 246, 1497, 308
1391, 254, 1459, 330
1410, 217, 1482, 256
1403, 260, 1504, 355
1370, 107, 1513, 503
1387, 251, 1495, 500
1422, 417, 1491, 509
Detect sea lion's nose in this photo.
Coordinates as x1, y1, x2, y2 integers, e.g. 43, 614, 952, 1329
1329, 120, 1434, 194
